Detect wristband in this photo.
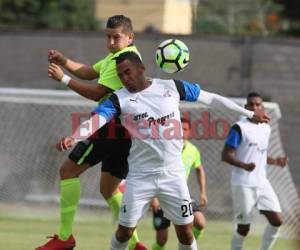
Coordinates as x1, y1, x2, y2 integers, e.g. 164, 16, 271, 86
61, 74, 71, 86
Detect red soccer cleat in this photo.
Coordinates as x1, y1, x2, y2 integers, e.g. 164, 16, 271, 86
35, 234, 76, 250
134, 242, 148, 250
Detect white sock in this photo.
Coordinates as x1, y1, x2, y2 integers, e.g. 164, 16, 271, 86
178, 238, 197, 250
260, 224, 280, 250
231, 231, 245, 250
110, 233, 129, 250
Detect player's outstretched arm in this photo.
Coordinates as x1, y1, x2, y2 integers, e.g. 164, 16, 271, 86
174, 80, 270, 123
48, 63, 112, 101
48, 49, 98, 80
198, 90, 270, 123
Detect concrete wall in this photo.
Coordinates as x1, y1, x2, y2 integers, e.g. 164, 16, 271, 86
94, 0, 192, 34
0, 30, 299, 191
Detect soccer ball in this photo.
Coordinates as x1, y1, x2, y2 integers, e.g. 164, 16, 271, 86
155, 39, 190, 74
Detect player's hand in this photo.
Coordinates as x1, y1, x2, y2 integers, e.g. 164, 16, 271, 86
48, 49, 67, 65
252, 110, 271, 123
48, 63, 64, 82
242, 162, 256, 172
199, 194, 208, 207
275, 156, 288, 168
150, 198, 160, 212
56, 137, 75, 152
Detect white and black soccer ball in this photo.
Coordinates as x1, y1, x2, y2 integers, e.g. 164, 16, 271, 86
155, 39, 190, 74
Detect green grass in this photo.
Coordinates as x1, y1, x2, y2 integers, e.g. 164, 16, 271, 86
0, 206, 298, 250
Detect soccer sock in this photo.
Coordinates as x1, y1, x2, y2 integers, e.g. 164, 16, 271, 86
59, 178, 81, 240
128, 230, 140, 250
192, 227, 203, 240
231, 231, 245, 250
259, 224, 280, 250
152, 242, 165, 250
178, 238, 197, 250
106, 191, 123, 221
110, 233, 128, 250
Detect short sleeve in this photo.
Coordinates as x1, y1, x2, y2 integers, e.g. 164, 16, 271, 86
193, 149, 202, 169
225, 124, 242, 148
174, 80, 201, 102
93, 94, 121, 121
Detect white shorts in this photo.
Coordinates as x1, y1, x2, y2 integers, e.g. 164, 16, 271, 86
119, 168, 194, 228
231, 180, 281, 225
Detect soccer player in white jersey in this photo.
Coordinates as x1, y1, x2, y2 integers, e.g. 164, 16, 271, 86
222, 92, 288, 250
57, 52, 270, 250
151, 118, 207, 250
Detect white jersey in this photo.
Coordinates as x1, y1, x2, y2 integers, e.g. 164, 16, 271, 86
227, 117, 271, 187
94, 78, 201, 173
116, 79, 183, 173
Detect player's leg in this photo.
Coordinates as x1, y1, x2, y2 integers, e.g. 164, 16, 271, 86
157, 168, 197, 249
258, 181, 282, 250
152, 208, 171, 250
191, 200, 206, 240
110, 172, 155, 250
231, 186, 256, 250
192, 211, 205, 240
111, 224, 136, 250
36, 129, 112, 250
174, 223, 197, 250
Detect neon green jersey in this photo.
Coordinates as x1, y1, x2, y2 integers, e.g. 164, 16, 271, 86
182, 141, 202, 179
92, 45, 140, 103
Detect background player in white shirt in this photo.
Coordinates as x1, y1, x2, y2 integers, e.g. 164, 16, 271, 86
58, 52, 270, 250
222, 92, 288, 250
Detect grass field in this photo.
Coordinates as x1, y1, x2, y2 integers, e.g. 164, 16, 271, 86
0, 204, 298, 250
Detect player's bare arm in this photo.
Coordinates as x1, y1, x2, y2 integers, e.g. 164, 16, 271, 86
222, 145, 256, 172
48, 63, 112, 101
267, 156, 288, 168
48, 49, 98, 80
195, 166, 208, 206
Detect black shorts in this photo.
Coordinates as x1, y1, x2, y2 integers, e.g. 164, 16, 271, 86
68, 119, 131, 179
152, 200, 203, 230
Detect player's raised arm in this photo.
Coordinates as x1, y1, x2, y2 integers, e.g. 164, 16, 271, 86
48, 49, 98, 80
48, 63, 112, 101
174, 80, 270, 123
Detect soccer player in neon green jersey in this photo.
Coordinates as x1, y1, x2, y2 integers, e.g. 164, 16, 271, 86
36, 15, 146, 250
151, 118, 207, 250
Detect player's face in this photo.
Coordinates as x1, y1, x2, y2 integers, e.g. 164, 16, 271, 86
182, 121, 191, 140
106, 26, 134, 53
117, 59, 145, 93
245, 96, 263, 112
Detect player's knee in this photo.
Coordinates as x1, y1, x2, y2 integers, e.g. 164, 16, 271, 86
175, 224, 194, 245
59, 159, 86, 180
116, 225, 134, 242
270, 217, 283, 227
237, 224, 250, 236
194, 213, 206, 230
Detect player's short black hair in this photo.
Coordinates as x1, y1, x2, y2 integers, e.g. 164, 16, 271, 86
106, 15, 133, 33
116, 51, 142, 66
247, 92, 262, 100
